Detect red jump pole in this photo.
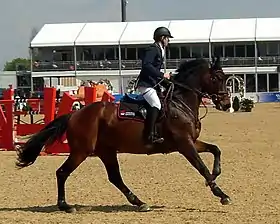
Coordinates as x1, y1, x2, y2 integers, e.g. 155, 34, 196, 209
84, 86, 97, 105
44, 87, 56, 125
0, 101, 8, 149
45, 92, 76, 155
0, 100, 14, 150
57, 92, 76, 117
3, 88, 13, 100
2, 88, 14, 150
101, 91, 115, 102
4, 100, 14, 150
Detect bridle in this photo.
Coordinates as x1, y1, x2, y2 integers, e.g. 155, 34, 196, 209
168, 81, 209, 122
209, 68, 229, 106
161, 67, 227, 122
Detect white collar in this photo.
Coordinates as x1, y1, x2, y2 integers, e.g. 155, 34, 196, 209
158, 43, 165, 58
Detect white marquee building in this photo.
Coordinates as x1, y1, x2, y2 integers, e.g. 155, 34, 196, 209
29, 17, 280, 100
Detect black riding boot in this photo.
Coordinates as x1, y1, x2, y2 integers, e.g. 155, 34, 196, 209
143, 107, 164, 145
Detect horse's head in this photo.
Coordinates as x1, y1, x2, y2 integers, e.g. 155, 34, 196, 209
209, 56, 231, 111
171, 57, 230, 111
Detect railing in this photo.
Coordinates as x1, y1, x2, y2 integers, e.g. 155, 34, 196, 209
33, 61, 75, 72
255, 56, 280, 66
32, 57, 280, 72
76, 60, 120, 70
219, 57, 280, 67
219, 57, 255, 67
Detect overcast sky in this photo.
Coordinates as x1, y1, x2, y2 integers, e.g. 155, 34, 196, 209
1, 0, 280, 69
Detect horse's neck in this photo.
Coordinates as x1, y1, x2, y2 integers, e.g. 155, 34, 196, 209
179, 91, 201, 119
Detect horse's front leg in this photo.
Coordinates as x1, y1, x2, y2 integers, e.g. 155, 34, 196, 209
195, 140, 222, 181
178, 137, 231, 205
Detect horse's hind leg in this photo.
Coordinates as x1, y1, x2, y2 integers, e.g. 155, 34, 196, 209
98, 149, 151, 212
195, 140, 222, 180
56, 150, 89, 213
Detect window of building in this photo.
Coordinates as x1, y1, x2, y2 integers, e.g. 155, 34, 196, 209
235, 45, 245, 57
168, 46, 180, 59
61, 53, 69, 61
126, 47, 137, 60
267, 42, 279, 56
52, 49, 72, 61
181, 46, 191, 58
82, 48, 93, 60
191, 44, 202, 57
53, 52, 60, 61
269, 73, 279, 92
137, 47, 145, 60
257, 74, 267, 92
165, 47, 170, 58
256, 42, 266, 57
246, 44, 255, 57
33, 77, 44, 91
213, 44, 223, 57
104, 48, 115, 60
201, 44, 209, 58
17, 74, 31, 87
224, 45, 234, 57
246, 74, 256, 92
94, 48, 105, 60
116, 47, 126, 59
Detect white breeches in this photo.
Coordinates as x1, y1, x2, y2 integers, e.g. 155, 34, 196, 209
138, 87, 161, 110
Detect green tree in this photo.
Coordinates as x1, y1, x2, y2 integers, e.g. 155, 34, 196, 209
3, 58, 31, 71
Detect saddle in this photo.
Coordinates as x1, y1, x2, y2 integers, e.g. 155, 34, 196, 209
117, 93, 164, 122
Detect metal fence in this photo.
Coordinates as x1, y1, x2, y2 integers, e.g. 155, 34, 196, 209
32, 57, 280, 72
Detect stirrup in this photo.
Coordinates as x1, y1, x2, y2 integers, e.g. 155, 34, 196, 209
152, 136, 164, 144
147, 134, 164, 144
153, 130, 164, 143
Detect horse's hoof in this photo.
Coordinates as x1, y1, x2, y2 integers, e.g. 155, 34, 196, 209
139, 204, 152, 212
65, 207, 77, 213
220, 197, 231, 205
58, 204, 77, 213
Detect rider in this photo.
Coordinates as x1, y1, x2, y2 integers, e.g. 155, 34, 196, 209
136, 26, 173, 146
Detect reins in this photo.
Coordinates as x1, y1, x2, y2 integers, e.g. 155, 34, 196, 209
164, 80, 210, 121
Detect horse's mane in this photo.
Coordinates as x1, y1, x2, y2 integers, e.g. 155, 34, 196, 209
172, 58, 209, 82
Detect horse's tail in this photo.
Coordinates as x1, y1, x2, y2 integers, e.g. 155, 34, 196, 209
16, 114, 71, 169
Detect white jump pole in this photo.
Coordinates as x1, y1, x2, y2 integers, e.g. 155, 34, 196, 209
229, 95, 234, 113
227, 85, 234, 113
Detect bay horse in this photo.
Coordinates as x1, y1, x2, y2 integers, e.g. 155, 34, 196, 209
15, 57, 231, 213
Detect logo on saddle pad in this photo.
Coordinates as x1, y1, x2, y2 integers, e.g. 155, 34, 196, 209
118, 106, 147, 121
120, 110, 136, 117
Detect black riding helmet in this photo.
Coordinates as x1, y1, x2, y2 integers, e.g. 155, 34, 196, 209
153, 26, 173, 41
